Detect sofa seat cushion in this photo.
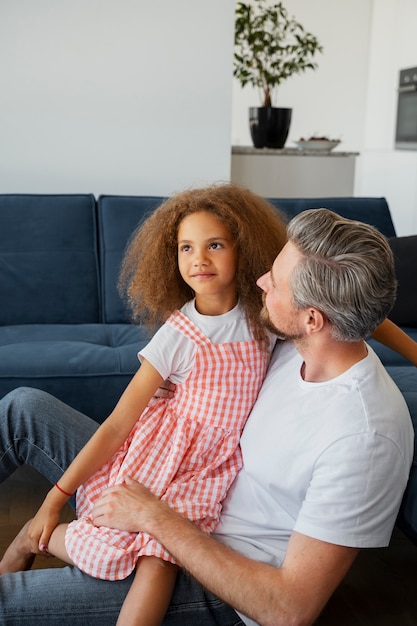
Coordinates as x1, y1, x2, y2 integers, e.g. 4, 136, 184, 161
0, 324, 148, 422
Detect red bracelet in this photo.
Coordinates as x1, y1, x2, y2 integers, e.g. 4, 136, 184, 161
55, 482, 73, 497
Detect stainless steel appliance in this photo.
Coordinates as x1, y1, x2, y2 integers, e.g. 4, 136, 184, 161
395, 66, 417, 150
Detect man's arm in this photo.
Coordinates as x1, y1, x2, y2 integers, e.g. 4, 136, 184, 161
92, 477, 359, 626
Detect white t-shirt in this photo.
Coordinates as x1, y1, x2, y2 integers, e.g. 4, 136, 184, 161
139, 300, 275, 383
214, 340, 414, 626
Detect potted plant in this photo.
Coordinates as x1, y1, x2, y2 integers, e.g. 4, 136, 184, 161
234, 0, 323, 149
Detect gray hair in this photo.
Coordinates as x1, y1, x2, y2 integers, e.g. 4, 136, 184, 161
286, 208, 397, 341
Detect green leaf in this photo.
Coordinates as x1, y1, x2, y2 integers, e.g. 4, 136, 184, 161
233, 0, 323, 106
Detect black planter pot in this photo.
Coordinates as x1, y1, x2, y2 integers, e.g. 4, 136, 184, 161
249, 107, 292, 149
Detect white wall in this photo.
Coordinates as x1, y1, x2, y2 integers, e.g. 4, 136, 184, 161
355, 0, 417, 235
3, 0, 417, 232
231, 0, 417, 235
0, 0, 235, 196
231, 0, 372, 153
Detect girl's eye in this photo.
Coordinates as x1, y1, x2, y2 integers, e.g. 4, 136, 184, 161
179, 245, 191, 252
209, 242, 223, 250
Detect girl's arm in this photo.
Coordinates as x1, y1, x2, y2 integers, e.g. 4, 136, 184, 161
53, 359, 163, 494
29, 359, 164, 552
371, 319, 417, 366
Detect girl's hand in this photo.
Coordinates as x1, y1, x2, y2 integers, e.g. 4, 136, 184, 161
27, 499, 62, 554
153, 379, 176, 400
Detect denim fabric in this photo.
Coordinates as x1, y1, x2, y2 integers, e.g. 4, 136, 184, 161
0, 387, 243, 626
0, 566, 244, 625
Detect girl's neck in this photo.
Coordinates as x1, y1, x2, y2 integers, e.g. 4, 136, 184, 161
194, 294, 238, 316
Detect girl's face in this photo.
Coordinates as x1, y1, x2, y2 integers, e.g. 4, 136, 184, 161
177, 211, 239, 315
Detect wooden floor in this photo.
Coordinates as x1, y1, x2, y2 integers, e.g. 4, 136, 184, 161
317, 528, 417, 625
2, 467, 417, 624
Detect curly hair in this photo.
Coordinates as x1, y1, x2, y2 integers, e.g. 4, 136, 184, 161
118, 183, 287, 342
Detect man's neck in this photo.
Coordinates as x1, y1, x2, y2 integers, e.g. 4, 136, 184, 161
296, 339, 369, 383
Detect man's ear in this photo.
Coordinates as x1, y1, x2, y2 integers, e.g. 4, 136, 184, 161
304, 308, 325, 334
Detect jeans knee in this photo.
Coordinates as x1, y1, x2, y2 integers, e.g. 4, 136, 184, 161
0, 386, 50, 414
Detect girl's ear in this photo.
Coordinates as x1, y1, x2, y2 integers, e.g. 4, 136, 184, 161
304, 308, 325, 334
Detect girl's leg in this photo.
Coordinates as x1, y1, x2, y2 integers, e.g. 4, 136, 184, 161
0, 522, 74, 574
43, 523, 75, 565
116, 556, 178, 626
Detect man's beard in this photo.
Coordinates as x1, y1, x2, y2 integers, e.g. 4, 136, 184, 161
260, 304, 303, 342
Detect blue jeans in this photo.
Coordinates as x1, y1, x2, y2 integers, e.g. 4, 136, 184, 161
0, 388, 244, 626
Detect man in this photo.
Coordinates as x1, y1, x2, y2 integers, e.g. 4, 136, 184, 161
0, 208, 413, 625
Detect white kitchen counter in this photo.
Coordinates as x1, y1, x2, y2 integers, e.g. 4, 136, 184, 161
231, 146, 359, 197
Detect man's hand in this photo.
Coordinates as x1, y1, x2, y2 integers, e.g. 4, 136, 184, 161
90, 479, 359, 626
91, 476, 167, 534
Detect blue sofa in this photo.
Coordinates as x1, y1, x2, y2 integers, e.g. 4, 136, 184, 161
0, 194, 167, 423
1, 193, 417, 542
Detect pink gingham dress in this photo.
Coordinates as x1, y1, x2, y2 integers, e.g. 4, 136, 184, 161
65, 310, 269, 580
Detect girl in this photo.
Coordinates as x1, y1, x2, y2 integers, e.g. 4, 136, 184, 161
0, 183, 287, 626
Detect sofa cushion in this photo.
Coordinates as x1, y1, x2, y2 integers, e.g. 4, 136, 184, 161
98, 195, 165, 323
268, 196, 397, 238
0, 194, 100, 324
388, 235, 417, 327
384, 365, 417, 544
0, 324, 149, 422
